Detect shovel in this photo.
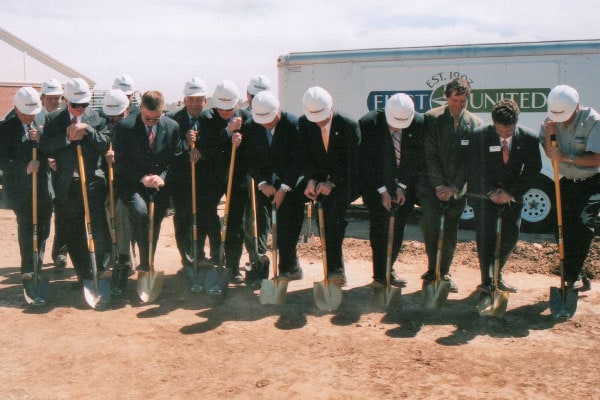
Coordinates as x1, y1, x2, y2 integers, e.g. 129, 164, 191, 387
246, 177, 269, 290
23, 140, 49, 306
205, 142, 236, 299
260, 205, 288, 304
137, 190, 164, 302
548, 135, 578, 319
422, 202, 451, 309
372, 206, 402, 307
313, 201, 342, 311
187, 138, 205, 293
302, 202, 313, 243
477, 207, 510, 317
107, 144, 127, 296
77, 143, 111, 309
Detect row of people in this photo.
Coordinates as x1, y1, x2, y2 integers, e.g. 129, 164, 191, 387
1, 76, 597, 304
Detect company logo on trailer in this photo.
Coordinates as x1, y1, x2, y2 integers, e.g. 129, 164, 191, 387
367, 71, 551, 114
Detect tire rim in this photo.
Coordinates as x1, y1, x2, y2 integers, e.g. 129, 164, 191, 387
521, 188, 552, 223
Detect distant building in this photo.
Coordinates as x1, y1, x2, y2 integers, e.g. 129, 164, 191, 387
0, 26, 94, 118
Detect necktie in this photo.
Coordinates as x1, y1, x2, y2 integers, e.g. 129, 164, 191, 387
191, 117, 198, 131
72, 116, 77, 125
321, 126, 329, 152
148, 126, 156, 149
266, 129, 273, 147
392, 130, 401, 166
453, 115, 459, 132
502, 139, 509, 165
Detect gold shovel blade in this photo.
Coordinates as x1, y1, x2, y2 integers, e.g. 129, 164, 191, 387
137, 270, 164, 303
313, 280, 342, 311
477, 289, 509, 317
259, 278, 288, 305
421, 279, 450, 310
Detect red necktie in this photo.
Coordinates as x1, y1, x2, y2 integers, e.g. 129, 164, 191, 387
502, 139, 509, 165
148, 126, 156, 149
72, 116, 77, 125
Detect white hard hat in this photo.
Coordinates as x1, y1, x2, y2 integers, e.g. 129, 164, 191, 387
247, 75, 271, 96
41, 78, 63, 96
184, 77, 208, 97
14, 87, 42, 115
303, 86, 333, 123
112, 74, 135, 95
547, 85, 579, 123
385, 93, 415, 129
213, 80, 239, 110
252, 91, 279, 124
64, 78, 91, 104
102, 89, 130, 116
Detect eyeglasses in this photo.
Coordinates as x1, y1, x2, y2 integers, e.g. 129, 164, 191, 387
70, 102, 89, 109
142, 115, 161, 122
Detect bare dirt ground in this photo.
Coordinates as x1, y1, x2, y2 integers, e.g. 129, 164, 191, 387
0, 204, 599, 400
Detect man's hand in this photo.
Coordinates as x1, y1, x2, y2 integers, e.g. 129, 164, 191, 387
27, 160, 40, 175
316, 181, 333, 196
395, 187, 406, 206
260, 183, 277, 198
67, 123, 88, 142
381, 191, 392, 211
189, 148, 201, 163
27, 127, 40, 142
435, 185, 457, 202
142, 174, 165, 189
304, 179, 318, 201
48, 158, 57, 172
186, 128, 197, 144
227, 117, 242, 134
232, 132, 242, 148
105, 149, 115, 165
273, 188, 287, 209
489, 188, 515, 205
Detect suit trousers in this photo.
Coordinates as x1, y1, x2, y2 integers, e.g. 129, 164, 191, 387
418, 187, 466, 275
196, 185, 223, 261
58, 177, 111, 280
171, 183, 193, 268
560, 175, 600, 282
363, 190, 416, 280
473, 200, 521, 284
224, 177, 249, 271
14, 199, 52, 274
317, 189, 348, 274
126, 188, 170, 268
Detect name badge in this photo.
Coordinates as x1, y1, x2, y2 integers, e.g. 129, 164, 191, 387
489, 145, 501, 152
461, 140, 469, 146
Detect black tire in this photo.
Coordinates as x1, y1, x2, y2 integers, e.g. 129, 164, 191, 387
520, 175, 555, 233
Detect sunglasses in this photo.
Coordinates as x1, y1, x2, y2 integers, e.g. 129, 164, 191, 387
71, 102, 89, 109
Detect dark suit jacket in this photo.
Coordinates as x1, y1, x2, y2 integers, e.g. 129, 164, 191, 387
0, 116, 51, 211
39, 108, 109, 202
165, 107, 198, 191
114, 113, 181, 199
196, 108, 251, 189
359, 109, 425, 196
422, 105, 482, 192
244, 111, 302, 190
299, 112, 361, 204
468, 124, 542, 200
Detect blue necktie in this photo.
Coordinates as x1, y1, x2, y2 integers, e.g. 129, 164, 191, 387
267, 129, 273, 147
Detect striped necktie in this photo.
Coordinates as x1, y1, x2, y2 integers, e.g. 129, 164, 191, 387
392, 130, 401, 166
147, 126, 155, 149
502, 139, 509, 165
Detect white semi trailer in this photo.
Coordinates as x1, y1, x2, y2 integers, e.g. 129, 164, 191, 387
277, 39, 600, 232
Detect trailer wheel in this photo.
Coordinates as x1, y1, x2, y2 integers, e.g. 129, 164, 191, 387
520, 177, 555, 233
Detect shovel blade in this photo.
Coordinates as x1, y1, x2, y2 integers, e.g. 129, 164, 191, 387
23, 278, 49, 306
185, 266, 207, 293
111, 267, 129, 296
136, 271, 164, 303
372, 286, 402, 308
83, 278, 112, 309
259, 278, 288, 305
204, 266, 231, 300
421, 280, 451, 310
549, 286, 578, 319
313, 281, 343, 311
477, 290, 509, 317
245, 257, 270, 290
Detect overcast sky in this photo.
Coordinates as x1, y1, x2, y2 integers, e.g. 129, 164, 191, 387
2, 0, 600, 103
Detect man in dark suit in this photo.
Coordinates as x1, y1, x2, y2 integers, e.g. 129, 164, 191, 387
418, 78, 482, 293
244, 91, 305, 282
0, 87, 52, 281
301, 86, 361, 286
115, 91, 181, 272
191, 81, 251, 284
166, 78, 208, 272
40, 78, 111, 285
359, 93, 425, 287
468, 99, 541, 292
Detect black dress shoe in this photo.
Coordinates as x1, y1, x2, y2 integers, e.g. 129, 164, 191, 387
477, 283, 493, 293
497, 279, 517, 293
280, 267, 303, 281
327, 272, 347, 286
54, 254, 67, 269
421, 270, 435, 281
581, 276, 592, 292
136, 264, 149, 272
390, 271, 407, 287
